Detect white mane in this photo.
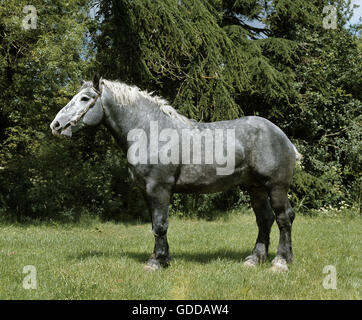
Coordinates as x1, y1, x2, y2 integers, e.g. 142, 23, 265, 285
100, 79, 191, 124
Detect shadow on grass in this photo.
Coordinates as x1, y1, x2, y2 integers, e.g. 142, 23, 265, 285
68, 248, 261, 265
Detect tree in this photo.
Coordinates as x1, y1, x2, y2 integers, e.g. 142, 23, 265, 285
0, 0, 98, 220
282, 1, 362, 211
93, 0, 302, 121
93, 0, 361, 213
0, 0, 360, 220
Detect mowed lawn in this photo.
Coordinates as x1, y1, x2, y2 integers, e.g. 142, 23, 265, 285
0, 210, 360, 300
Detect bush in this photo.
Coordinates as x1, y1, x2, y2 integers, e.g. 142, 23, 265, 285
0, 131, 149, 223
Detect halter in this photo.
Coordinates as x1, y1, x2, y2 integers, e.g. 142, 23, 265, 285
71, 87, 103, 125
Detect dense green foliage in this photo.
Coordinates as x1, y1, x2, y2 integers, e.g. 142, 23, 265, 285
0, 0, 361, 221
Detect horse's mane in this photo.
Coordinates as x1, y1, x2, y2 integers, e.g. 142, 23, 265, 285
99, 79, 192, 124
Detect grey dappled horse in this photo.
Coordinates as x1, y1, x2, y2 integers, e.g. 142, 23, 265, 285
50, 76, 301, 272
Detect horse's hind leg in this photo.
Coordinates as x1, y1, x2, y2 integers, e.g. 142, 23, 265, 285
244, 187, 275, 267
269, 185, 295, 272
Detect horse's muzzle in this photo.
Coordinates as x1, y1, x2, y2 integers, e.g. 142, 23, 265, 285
50, 120, 72, 137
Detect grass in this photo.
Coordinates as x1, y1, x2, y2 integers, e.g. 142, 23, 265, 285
0, 209, 360, 299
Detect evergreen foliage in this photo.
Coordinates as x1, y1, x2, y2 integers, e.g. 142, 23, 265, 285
0, 0, 361, 221
94, 0, 300, 121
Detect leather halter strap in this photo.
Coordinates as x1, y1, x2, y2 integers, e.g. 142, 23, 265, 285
72, 87, 103, 125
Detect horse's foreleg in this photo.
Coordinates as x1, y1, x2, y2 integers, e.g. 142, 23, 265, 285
244, 187, 275, 267
269, 186, 295, 272
144, 183, 171, 271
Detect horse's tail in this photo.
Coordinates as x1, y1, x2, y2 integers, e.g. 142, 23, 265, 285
292, 144, 303, 164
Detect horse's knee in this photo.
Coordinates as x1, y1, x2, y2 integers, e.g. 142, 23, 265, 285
152, 222, 168, 237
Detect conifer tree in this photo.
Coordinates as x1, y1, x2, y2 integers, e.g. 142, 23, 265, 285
93, 0, 361, 211
93, 0, 304, 121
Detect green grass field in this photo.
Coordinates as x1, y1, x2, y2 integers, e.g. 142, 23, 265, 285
0, 210, 360, 300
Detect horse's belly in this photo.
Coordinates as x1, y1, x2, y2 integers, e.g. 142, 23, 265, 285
174, 165, 252, 194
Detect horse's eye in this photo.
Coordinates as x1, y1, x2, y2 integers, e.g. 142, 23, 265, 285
81, 96, 90, 102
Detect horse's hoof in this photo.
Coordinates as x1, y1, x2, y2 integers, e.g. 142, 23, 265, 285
144, 264, 159, 272
144, 259, 161, 272
270, 256, 288, 272
243, 257, 258, 268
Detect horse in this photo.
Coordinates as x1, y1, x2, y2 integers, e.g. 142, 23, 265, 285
50, 75, 301, 272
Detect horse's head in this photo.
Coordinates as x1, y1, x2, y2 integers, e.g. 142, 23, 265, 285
50, 75, 104, 137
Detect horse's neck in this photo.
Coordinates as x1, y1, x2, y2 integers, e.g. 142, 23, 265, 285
103, 98, 166, 151
102, 104, 132, 151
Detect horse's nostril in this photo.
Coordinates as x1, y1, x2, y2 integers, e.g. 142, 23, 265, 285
53, 121, 60, 129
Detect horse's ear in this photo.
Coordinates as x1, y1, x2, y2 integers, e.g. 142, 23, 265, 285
93, 73, 101, 90
80, 79, 86, 86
